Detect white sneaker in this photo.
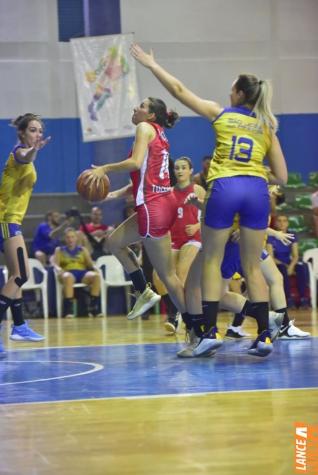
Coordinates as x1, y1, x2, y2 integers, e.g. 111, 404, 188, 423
268, 311, 285, 341
127, 285, 161, 320
193, 327, 223, 357
177, 329, 199, 357
278, 320, 311, 339
164, 312, 182, 335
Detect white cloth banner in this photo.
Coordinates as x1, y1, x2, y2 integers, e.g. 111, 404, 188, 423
71, 33, 139, 142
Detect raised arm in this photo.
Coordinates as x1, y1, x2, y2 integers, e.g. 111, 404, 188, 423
130, 44, 222, 121
15, 136, 51, 164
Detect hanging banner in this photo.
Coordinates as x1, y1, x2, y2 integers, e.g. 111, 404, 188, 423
71, 33, 139, 142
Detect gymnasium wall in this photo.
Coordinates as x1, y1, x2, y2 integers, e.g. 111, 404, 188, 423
0, 0, 317, 197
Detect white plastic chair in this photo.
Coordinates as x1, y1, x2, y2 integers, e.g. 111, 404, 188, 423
303, 248, 318, 309
53, 269, 87, 318
21, 258, 49, 319
1, 260, 49, 319
95, 255, 133, 316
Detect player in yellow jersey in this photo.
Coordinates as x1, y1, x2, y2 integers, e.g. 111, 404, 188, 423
131, 44, 287, 357
0, 113, 50, 357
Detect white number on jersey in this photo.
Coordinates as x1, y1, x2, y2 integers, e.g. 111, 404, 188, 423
159, 150, 170, 180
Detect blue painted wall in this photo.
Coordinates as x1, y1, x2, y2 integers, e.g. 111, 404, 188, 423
0, 113, 316, 194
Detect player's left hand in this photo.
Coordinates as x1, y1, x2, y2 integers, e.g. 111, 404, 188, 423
185, 224, 197, 237
275, 231, 294, 245
34, 136, 51, 150
184, 192, 200, 208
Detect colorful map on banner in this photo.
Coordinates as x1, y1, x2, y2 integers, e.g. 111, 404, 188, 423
71, 33, 139, 142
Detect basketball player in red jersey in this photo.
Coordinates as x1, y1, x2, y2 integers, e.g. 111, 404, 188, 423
89, 98, 186, 321
153, 156, 205, 334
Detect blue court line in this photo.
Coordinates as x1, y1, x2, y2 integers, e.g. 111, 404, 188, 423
0, 338, 317, 405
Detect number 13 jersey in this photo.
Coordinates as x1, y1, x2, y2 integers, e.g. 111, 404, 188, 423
130, 122, 172, 206
207, 106, 272, 184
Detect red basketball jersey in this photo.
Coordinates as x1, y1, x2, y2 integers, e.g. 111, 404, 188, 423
130, 123, 172, 206
171, 183, 201, 246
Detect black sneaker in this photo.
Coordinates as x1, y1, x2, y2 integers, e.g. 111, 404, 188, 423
248, 330, 273, 357
224, 325, 250, 339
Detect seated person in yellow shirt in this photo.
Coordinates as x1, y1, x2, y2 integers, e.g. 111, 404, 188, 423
52, 227, 103, 318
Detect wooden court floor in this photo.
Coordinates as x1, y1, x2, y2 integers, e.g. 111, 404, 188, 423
0, 310, 317, 475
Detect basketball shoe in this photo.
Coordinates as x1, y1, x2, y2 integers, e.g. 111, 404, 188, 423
164, 312, 182, 335
127, 284, 161, 320
193, 326, 223, 357
177, 328, 216, 358
10, 322, 45, 342
278, 320, 311, 339
248, 330, 273, 357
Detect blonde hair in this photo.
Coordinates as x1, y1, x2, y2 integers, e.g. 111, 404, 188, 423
235, 74, 278, 132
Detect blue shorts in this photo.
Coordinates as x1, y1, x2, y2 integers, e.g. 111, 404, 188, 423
204, 176, 270, 230
0, 223, 22, 252
221, 241, 242, 279
221, 242, 270, 280
68, 269, 87, 283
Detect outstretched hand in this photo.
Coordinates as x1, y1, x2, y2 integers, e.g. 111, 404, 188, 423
34, 136, 51, 150
130, 43, 156, 68
275, 230, 295, 245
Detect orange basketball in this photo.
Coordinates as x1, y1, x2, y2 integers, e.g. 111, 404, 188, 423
76, 169, 110, 202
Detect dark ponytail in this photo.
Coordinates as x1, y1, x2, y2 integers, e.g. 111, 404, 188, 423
148, 97, 179, 129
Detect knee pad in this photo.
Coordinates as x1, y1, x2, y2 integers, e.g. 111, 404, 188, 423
14, 247, 28, 287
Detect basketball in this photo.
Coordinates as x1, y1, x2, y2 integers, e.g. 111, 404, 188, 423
76, 169, 110, 202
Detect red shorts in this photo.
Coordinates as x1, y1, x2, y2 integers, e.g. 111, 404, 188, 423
136, 194, 178, 238
171, 236, 201, 250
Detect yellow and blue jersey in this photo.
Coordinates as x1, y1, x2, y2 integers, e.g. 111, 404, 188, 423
59, 246, 88, 271
0, 145, 37, 225
207, 106, 272, 183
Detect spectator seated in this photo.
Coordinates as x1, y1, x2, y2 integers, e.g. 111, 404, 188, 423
52, 227, 103, 318
32, 210, 71, 266
266, 215, 310, 308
